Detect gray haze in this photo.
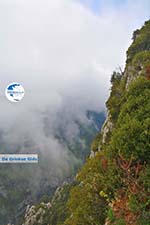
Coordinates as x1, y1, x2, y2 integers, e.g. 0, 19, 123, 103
0, 0, 149, 183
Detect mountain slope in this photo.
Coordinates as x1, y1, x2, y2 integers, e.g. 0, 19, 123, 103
63, 20, 150, 225
21, 20, 150, 225
0, 111, 105, 225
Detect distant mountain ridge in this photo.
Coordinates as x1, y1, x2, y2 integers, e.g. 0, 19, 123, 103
0, 110, 105, 225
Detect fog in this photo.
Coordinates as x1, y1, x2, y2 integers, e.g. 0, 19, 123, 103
0, 0, 149, 184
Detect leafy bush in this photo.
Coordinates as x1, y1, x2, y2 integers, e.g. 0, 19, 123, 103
110, 77, 150, 161
127, 20, 150, 63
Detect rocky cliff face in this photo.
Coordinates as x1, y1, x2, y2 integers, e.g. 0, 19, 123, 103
22, 203, 52, 225
98, 19, 150, 149
20, 20, 150, 225
20, 182, 73, 225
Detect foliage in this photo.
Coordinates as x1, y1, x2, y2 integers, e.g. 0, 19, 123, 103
110, 77, 150, 161
64, 154, 109, 225
106, 71, 125, 123
127, 20, 150, 63
62, 21, 150, 225
132, 51, 150, 67
21, 20, 150, 225
48, 183, 73, 225
91, 132, 102, 152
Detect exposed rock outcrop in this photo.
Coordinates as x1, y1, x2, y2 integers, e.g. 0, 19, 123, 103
22, 203, 51, 225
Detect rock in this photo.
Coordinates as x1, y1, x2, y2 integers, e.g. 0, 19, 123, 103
101, 113, 113, 144
22, 202, 51, 225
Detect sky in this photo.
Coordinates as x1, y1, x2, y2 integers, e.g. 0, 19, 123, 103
0, 0, 149, 184
77, 0, 149, 15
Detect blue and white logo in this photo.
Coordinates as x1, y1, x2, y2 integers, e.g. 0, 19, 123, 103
5, 83, 25, 102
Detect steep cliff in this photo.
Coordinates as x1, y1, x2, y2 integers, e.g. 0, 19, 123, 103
21, 20, 150, 225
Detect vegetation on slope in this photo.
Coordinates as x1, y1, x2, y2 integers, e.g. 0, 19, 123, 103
22, 20, 150, 225
62, 20, 150, 225
0, 111, 105, 225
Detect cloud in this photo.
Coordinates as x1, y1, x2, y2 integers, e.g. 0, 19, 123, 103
0, 0, 149, 184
